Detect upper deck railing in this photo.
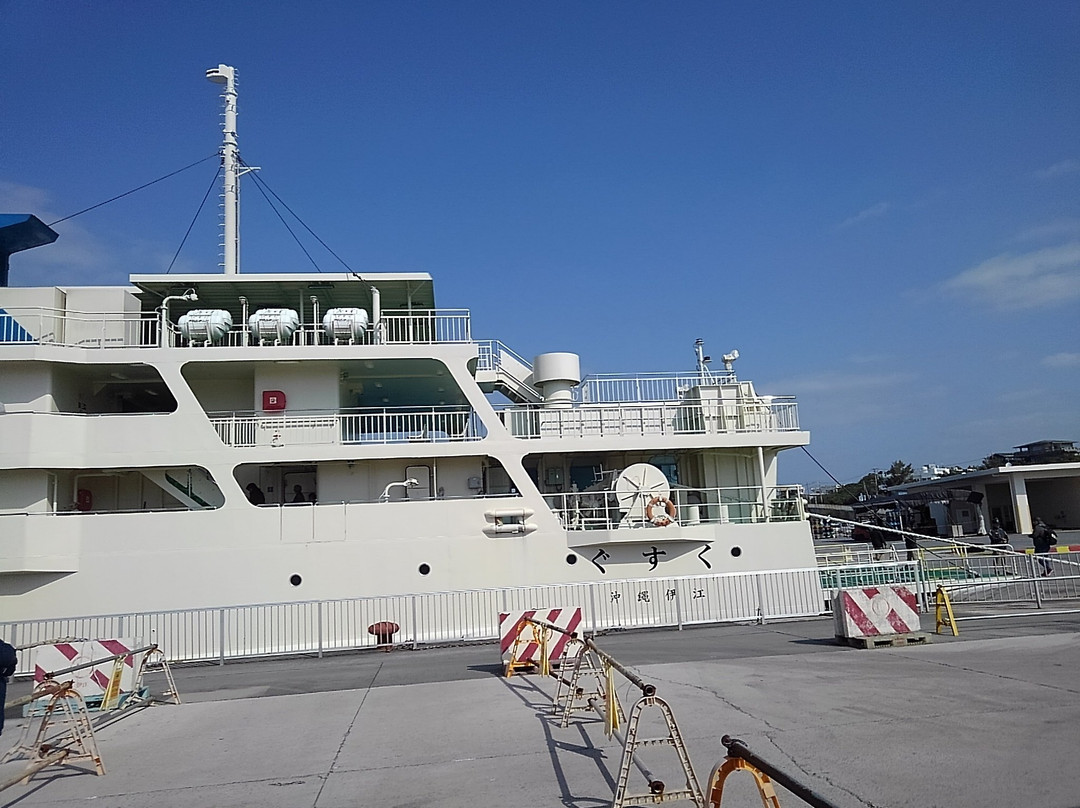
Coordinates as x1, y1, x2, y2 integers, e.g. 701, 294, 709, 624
496, 397, 800, 438
0, 307, 472, 348
579, 371, 738, 403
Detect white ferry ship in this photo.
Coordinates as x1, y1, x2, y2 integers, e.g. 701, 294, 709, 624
0, 67, 815, 623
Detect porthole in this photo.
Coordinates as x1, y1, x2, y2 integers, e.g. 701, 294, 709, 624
289, 574, 302, 586
418, 563, 431, 576
566, 554, 578, 565
730, 546, 742, 558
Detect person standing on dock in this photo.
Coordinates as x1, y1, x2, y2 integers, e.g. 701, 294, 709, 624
1031, 518, 1056, 576
0, 638, 16, 736
989, 519, 1009, 546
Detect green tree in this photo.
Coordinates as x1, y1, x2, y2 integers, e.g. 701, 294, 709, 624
882, 460, 915, 487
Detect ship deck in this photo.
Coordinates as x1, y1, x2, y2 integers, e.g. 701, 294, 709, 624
3, 612, 1079, 807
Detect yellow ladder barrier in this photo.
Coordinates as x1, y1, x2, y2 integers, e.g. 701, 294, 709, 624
504, 621, 550, 678
935, 586, 959, 636
0, 682, 106, 777
708, 756, 782, 807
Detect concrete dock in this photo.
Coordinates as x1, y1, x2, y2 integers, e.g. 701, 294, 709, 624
3, 613, 1079, 807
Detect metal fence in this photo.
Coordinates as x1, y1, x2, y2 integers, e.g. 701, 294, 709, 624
497, 399, 800, 439
808, 514, 1080, 620
209, 405, 486, 448
2, 567, 826, 676
579, 372, 738, 404
6, 550, 1077, 677
934, 550, 1080, 613
546, 485, 805, 530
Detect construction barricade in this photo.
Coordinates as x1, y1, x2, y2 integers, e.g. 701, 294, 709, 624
515, 615, 704, 808
832, 585, 929, 649
510, 614, 866, 808
1, 641, 181, 793
30, 639, 147, 712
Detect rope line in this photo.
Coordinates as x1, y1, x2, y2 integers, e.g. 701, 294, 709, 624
47, 155, 219, 226
239, 158, 361, 279
801, 446, 845, 488
166, 165, 222, 275
244, 168, 322, 272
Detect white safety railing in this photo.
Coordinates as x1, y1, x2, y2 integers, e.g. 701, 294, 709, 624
808, 513, 1080, 618
579, 371, 738, 404
209, 406, 486, 448
7, 551, 1079, 675
0, 307, 159, 348
474, 339, 532, 374
377, 309, 471, 344
935, 550, 1080, 609
496, 398, 799, 439
2, 566, 826, 675
0, 307, 475, 349
545, 485, 805, 530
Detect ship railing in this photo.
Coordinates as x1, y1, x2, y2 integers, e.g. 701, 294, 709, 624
474, 339, 533, 376
376, 309, 471, 344
0, 306, 159, 348
495, 398, 799, 438
579, 371, 739, 404
544, 484, 805, 530
208, 405, 486, 448
165, 308, 473, 347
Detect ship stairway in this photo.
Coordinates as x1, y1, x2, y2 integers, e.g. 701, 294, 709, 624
475, 340, 543, 404
141, 468, 225, 510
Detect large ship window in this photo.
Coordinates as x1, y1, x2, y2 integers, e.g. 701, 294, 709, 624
0, 362, 176, 414
13, 466, 225, 513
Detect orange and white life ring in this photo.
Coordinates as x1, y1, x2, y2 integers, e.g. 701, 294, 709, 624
646, 496, 677, 526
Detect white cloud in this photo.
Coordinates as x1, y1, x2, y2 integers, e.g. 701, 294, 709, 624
1013, 219, 1080, 243
1033, 159, 1080, 180
837, 202, 889, 230
0, 180, 211, 285
1042, 352, 1080, 368
944, 242, 1080, 309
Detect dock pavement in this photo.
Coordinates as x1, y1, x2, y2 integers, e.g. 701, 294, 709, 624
3, 611, 1079, 808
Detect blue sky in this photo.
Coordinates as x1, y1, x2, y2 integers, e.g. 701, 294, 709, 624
3, 2, 1078, 487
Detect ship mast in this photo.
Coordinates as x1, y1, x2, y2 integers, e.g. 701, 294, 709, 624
206, 64, 241, 275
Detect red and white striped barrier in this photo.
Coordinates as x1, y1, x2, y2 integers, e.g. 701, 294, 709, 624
32, 639, 145, 698
499, 607, 582, 663
833, 586, 920, 639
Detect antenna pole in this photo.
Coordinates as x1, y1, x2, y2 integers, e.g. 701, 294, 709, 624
206, 65, 240, 275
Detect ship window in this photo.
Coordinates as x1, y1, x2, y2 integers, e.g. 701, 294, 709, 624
565, 554, 578, 565
290, 574, 302, 586
649, 455, 679, 485
418, 563, 431, 576
730, 546, 742, 557
0, 361, 178, 414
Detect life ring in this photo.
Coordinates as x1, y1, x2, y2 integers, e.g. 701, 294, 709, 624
646, 496, 677, 526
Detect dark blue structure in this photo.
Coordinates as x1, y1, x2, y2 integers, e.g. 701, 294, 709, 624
0, 214, 59, 287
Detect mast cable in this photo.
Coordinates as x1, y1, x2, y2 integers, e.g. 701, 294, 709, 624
239, 158, 363, 280
244, 167, 323, 272
47, 155, 218, 227
166, 165, 222, 275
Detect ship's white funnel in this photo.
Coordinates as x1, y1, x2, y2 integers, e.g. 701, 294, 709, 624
532, 352, 581, 408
